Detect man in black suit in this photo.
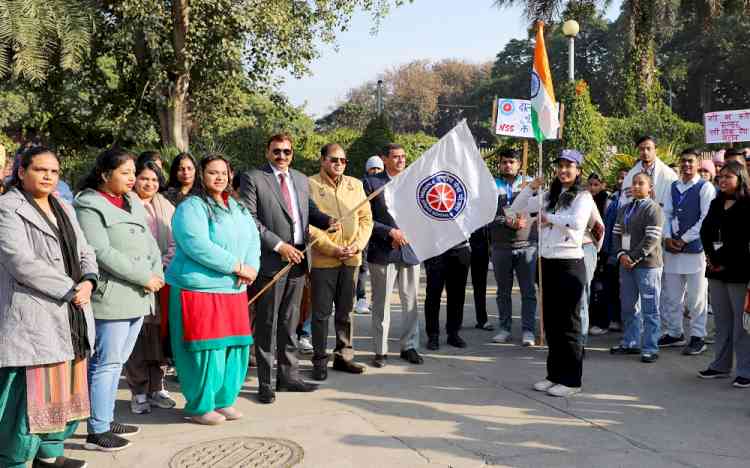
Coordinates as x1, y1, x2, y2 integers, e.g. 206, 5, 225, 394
363, 143, 423, 368
239, 133, 335, 404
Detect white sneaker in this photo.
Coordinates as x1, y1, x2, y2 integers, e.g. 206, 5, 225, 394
149, 390, 176, 409
547, 384, 581, 398
533, 379, 555, 392
522, 331, 535, 347
354, 298, 370, 314
608, 321, 622, 332
589, 326, 609, 336
492, 330, 511, 343
298, 336, 313, 353
130, 394, 150, 414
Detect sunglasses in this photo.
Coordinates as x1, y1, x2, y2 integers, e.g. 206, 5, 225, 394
327, 157, 348, 164
272, 148, 293, 156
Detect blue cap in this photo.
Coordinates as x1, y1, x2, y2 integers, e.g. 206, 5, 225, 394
556, 149, 583, 166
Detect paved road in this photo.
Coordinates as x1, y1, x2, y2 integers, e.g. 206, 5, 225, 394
67, 275, 749, 467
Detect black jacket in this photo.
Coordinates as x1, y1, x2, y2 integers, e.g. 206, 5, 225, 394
362, 171, 419, 265
700, 195, 750, 284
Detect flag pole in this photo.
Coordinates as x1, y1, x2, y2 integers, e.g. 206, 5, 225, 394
248, 185, 386, 305
536, 140, 545, 346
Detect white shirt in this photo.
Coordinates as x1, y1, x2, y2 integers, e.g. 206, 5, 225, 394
619, 158, 679, 208
271, 164, 303, 248
662, 175, 716, 274
510, 185, 594, 259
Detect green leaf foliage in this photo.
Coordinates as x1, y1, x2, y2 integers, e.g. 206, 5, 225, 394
347, 114, 396, 176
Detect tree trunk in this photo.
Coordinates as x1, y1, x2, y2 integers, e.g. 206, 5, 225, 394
159, 0, 190, 152
623, 0, 660, 113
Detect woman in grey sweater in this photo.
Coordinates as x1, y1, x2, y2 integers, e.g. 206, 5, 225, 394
0, 147, 97, 468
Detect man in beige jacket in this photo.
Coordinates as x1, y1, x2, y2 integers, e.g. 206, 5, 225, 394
308, 143, 374, 380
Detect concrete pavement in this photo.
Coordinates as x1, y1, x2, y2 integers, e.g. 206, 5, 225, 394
65, 279, 750, 468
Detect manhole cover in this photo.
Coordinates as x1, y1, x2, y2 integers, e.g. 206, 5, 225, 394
169, 437, 304, 468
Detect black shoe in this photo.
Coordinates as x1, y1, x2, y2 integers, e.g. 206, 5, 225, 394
658, 334, 687, 348
447, 334, 467, 348
371, 354, 387, 368
33, 457, 88, 468
698, 368, 730, 379
682, 337, 707, 355
427, 335, 440, 350
400, 348, 424, 364
257, 385, 276, 404
84, 431, 131, 452
277, 379, 318, 392
312, 365, 328, 381
610, 345, 641, 355
733, 376, 750, 388
109, 422, 140, 437
332, 358, 365, 374
475, 323, 495, 331
641, 353, 659, 363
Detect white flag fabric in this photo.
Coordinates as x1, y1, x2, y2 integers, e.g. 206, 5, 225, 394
384, 120, 498, 262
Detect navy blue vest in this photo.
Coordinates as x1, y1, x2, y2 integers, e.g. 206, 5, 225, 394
671, 179, 706, 253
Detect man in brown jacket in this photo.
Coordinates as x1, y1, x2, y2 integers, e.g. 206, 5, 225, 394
308, 143, 374, 380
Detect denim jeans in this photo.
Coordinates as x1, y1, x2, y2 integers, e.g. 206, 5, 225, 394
297, 317, 312, 338
88, 317, 144, 434
619, 266, 662, 354
490, 245, 537, 334
578, 243, 598, 342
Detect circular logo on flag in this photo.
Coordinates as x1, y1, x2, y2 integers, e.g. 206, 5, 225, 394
416, 171, 467, 221
530, 71, 541, 99
499, 99, 515, 116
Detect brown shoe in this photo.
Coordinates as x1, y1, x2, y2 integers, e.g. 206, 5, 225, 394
333, 358, 365, 374
190, 411, 226, 425
216, 406, 243, 421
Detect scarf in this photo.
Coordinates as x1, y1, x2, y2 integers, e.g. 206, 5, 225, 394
22, 190, 90, 359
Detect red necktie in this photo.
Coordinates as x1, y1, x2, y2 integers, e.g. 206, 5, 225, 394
278, 173, 293, 214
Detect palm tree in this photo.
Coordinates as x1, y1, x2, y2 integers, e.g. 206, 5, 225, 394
0, 0, 92, 82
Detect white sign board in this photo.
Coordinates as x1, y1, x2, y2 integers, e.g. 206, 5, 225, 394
495, 99, 534, 138
704, 109, 750, 144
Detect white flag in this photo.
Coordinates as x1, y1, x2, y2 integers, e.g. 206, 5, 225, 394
384, 120, 498, 261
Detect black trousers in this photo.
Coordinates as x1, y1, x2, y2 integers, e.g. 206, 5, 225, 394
469, 228, 490, 326
251, 264, 306, 388
356, 246, 368, 300
424, 247, 471, 337
541, 257, 585, 388
310, 265, 358, 366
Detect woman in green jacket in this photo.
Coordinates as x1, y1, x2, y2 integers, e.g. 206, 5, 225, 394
166, 154, 260, 425
74, 149, 164, 452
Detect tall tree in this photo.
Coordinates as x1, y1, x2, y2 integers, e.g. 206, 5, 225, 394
90, 0, 407, 151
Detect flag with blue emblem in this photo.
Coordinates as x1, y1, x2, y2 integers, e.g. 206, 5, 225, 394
383, 120, 498, 261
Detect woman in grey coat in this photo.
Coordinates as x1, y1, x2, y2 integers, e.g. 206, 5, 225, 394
0, 147, 98, 468
74, 149, 164, 452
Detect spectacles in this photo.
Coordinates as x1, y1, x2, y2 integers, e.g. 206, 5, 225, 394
327, 157, 347, 164
272, 148, 293, 156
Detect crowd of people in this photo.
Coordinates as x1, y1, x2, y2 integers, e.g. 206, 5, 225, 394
0, 136, 749, 467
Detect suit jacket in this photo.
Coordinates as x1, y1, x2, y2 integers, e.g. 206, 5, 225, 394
238, 163, 331, 275
362, 171, 419, 265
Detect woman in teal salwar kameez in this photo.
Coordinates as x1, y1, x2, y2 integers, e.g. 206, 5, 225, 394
165, 155, 260, 425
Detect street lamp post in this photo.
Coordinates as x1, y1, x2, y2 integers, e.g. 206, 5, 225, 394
376, 80, 384, 115
562, 20, 580, 82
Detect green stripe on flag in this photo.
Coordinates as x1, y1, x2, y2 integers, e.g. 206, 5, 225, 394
531, 108, 544, 143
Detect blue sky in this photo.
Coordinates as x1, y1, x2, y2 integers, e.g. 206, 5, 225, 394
281, 0, 622, 118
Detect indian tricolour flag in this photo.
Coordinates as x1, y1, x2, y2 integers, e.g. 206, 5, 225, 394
530, 22, 559, 143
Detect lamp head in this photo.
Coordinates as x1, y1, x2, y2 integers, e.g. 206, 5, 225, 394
562, 20, 580, 38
